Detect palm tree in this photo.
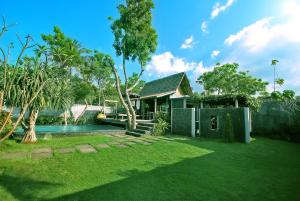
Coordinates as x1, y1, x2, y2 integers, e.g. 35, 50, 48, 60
271, 59, 279, 92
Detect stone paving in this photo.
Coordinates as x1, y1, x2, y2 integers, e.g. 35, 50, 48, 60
31, 148, 53, 159
0, 134, 175, 160
57, 147, 76, 154
75, 144, 97, 153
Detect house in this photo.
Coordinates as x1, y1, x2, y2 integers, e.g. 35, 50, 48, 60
139, 72, 193, 119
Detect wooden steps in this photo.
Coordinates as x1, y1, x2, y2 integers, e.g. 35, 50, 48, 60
126, 121, 155, 137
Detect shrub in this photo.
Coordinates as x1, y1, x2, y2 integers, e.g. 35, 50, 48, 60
0, 111, 13, 138
224, 113, 234, 143
153, 118, 169, 136
154, 112, 170, 123
36, 116, 64, 125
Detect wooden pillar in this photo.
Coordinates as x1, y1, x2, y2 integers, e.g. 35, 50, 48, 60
235, 99, 239, 108
154, 98, 157, 113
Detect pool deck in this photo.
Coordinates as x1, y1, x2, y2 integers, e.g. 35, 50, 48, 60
101, 118, 153, 127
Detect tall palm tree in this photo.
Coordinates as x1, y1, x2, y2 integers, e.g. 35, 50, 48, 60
271, 59, 279, 92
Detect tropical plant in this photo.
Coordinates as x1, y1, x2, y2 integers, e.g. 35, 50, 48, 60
271, 59, 279, 92
109, 0, 158, 130
153, 118, 169, 136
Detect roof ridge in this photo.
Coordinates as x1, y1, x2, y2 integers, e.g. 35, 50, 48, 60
145, 72, 185, 85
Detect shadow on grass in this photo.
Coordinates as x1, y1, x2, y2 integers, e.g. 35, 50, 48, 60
0, 174, 62, 201
44, 137, 300, 201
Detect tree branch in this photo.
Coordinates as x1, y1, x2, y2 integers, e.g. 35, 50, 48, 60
127, 68, 144, 92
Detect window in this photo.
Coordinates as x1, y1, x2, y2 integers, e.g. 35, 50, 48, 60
210, 115, 218, 130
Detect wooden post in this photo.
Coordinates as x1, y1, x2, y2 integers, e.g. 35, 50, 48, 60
200, 102, 204, 109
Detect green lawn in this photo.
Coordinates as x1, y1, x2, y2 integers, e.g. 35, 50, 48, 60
0, 135, 300, 201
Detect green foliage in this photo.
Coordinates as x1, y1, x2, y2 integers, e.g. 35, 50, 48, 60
121, 73, 146, 94
153, 118, 169, 136
71, 76, 98, 104
224, 113, 234, 143
36, 116, 64, 125
282, 90, 295, 99
154, 112, 170, 123
271, 90, 296, 101
41, 26, 83, 70
0, 111, 13, 138
198, 63, 268, 96
276, 78, 284, 86
110, 0, 158, 67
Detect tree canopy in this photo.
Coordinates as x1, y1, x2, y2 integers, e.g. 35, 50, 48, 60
197, 63, 268, 96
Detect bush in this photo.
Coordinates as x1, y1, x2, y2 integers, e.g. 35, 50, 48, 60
36, 116, 64, 125
153, 118, 169, 136
224, 113, 234, 143
154, 112, 170, 123
0, 111, 13, 138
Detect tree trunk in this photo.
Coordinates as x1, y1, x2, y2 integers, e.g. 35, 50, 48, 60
125, 90, 137, 129
21, 109, 38, 143
64, 111, 68, 125
0, 107, 14, 134
111, 66, 132, 129
74, 100, 88, 125
0, 91, 4, 112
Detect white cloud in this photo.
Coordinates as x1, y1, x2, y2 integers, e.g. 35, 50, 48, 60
146, 52, 211, 78
180, 35, 194, 49
211, 50, 220, 58
211, 0, 235, 19
224, 10, 300, 52
201, 21, 208, 33
222, 1, 300, 94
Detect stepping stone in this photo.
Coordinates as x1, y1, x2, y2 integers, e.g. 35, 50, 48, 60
132, 139, 144, 143
32, 152, 53, 159
57, 147, 76, 154
108, 141, 121, 145
75, 144, 97, 153
142, 141, 152, 145
31, 148, 53, 159
32, 147, 52, 154
1, 152, 27, 160
115, 144, 128, 148
96, 144, 110, 149
125, 141, 136, 145
141, 139, 155, 143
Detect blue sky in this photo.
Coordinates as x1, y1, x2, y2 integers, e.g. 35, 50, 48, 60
1, 0, 300, 93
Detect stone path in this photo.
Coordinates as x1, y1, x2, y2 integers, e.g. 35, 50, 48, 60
75, 144, 97, 153
0, 152, 27, 160
96, 144, 110, 149
32, 148, 53, 159
57, 147, 76, 154
0, 134, 175, 160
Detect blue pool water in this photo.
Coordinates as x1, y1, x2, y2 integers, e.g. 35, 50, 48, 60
15, 125, 124, 134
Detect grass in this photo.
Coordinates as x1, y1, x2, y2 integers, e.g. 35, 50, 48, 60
0, 135, 300, 201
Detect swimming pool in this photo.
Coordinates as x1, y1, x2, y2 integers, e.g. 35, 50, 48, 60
15, 125, 124, 135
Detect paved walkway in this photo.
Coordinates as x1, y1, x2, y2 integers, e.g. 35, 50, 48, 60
0, 135, 175, 160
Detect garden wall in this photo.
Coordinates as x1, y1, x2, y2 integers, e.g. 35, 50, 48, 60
199, 107, 250, 143
251, 101, 300, 142
171, 108, 195, 137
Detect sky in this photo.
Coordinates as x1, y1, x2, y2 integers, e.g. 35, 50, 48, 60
1, 0, 300, 93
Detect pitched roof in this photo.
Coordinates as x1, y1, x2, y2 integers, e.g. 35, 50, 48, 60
140, 72, 192, 98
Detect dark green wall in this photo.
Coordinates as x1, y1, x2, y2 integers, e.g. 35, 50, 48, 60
199, 108, 247, 142
171, 99, 185, 109
172, 108, 194, 136
252, 101, 300, 141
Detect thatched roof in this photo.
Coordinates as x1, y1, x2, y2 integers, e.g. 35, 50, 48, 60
140, 72, 192, 99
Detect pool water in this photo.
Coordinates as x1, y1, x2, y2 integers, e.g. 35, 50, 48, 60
15, 125, 124, 134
